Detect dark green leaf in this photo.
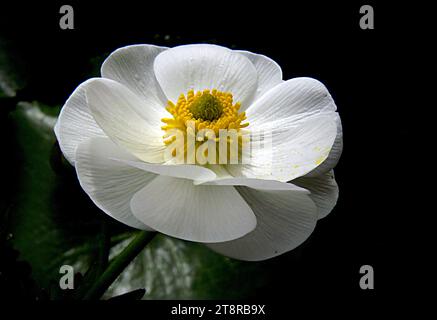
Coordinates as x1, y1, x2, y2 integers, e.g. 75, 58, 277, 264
6, 101, 128, 290
104, 234, 275, 299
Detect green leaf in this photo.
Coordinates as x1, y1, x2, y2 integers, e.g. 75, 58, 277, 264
104, 234, 275, 299
6, 101, 128, 289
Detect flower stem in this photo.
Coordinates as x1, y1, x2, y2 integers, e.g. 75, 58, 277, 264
83, 231, 156, 300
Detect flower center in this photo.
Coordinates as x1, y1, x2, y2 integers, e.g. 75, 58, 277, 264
161, 89, 249, 164
189, 92, 223, 121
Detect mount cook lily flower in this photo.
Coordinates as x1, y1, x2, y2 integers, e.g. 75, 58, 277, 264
54, 44, 342, 261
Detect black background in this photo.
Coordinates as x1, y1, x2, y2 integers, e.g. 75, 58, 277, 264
0, 0, 427, 311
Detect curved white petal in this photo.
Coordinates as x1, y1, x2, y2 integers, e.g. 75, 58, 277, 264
85, 78, 166, 163
207, 187, 317, 261
293, 170, 339, 219
198, 175, 308, 192
130, 176, 257, 243
228, 113, 338, 182
236, 50, 283, 106
75, 137, 155, 230
112, 158, 216, 182
101, 44, 168, 106
229, 77, 340, 181
305, 113, 343, 177
154, 44, 258, 108
54, 78, 107, 165
246, 77, 337, 124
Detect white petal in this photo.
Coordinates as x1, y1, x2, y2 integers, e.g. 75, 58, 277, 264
230, 77, 340, 181
101, 44, 168, 106
55, 78, 107, 165
246, 77, 337, 124
305, 113, 343, 177
130, 176, 257, 243
85, 78, 166, 163
112, 158, 216, 182
228, 113, 338, 181
75, 137, 155, 230
236, 50, 283, 105
293, 170, 339, 219
207, 187, 317, 261
198, 175, 308, 192
154, 44, 258, 108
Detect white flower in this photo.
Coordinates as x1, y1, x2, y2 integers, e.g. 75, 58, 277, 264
54, 44, 342, 261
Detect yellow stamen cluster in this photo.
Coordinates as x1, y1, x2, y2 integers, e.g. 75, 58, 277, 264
161, 89, 248, 135
161, 89, 249, 163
